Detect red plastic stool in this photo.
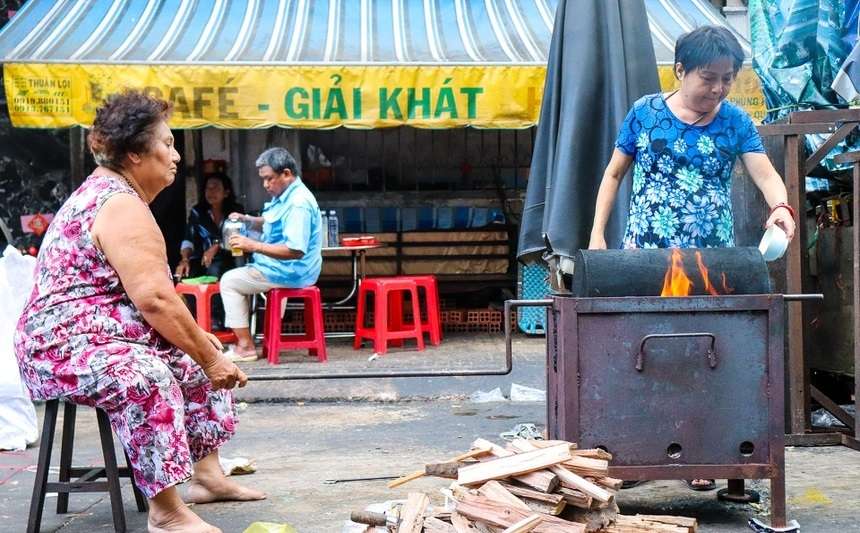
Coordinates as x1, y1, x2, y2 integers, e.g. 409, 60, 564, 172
353, 278, 425, 355
175, 282, 237, 344
264, 287, 327, 364
390, 275, 442, 346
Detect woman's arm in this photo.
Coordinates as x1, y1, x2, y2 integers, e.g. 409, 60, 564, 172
93, 194, 246, 389
588, 149, 634, 249
741, 152, 797, 240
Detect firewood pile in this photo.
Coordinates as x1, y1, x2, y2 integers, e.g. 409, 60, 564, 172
349, 438, 697, 533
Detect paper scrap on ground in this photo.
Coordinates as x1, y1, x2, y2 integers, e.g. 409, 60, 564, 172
220, 456, 257, 476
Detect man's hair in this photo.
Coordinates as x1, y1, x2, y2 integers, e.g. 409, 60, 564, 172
675, 25, 744, 74
255, 147, 298, 176
87, 90, 172, 170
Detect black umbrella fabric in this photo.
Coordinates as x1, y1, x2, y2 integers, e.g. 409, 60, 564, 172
517, 0, 660, 268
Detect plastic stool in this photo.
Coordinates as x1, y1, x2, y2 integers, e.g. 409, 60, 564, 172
353, 278, 425, 355
390, 275, 442, 346
28, 400, 147, 533
175, 282, 237, 344
264, 287, 327, 364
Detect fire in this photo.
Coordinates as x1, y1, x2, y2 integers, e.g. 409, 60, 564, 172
660, 249, 730, 297
661, 249, 693, 296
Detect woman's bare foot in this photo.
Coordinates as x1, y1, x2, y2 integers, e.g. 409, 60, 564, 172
148, 504, 221, 533
185, 475, 267, 504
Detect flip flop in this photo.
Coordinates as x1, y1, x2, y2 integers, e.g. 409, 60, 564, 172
685, 479, 717, 491
223, 347, 260, 363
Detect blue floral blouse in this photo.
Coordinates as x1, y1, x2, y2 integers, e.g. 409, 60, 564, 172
615, 93, 765, 249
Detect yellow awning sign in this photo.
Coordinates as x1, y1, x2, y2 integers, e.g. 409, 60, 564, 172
3, 63, 766, 129
3, 63, 547, 129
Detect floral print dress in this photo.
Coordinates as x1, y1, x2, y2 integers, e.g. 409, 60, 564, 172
14, 175, 237, 498
615, 93, 765, 249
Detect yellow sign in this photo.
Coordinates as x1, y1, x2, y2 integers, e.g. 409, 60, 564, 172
3, 63, 546, 129
3, 63, 766, 129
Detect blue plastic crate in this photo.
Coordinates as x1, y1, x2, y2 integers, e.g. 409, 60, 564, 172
517, 263, 550, 335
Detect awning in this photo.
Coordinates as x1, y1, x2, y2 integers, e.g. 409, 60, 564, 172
0, 0, 762, 129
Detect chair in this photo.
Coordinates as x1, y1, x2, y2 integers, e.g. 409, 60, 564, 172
391, 275, 442, 346
175, 282, 236, 344
28, 400, 147, 533
353, 277, 425, 355
264, 287, 328, 364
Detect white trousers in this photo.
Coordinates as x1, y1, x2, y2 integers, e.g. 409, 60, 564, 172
220, 266, 283, 328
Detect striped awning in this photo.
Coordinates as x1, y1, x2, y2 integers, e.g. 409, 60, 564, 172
0, 0, 756, 128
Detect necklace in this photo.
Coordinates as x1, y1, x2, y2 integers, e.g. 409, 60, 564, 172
116, 171, 148, 202
666, 90, 713, 126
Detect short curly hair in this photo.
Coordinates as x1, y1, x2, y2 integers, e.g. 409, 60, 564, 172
87, 90, 172, 170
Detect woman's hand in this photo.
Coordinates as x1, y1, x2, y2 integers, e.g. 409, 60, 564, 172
228, 212, 246, 222
766, 207, 796, 241
202, 331, 223, 351
175, 258, 191, 278
202, 355, 248, 390
588, 233, 607, 250
201, 244, 220, 268
229, 235, 257, 253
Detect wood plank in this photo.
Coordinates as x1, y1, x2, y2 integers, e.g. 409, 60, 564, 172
454, 493, 585, 533
497, 483, 564, 505
612, 515, 690, 533
528, 440, 613, 461
522, 498, 565, 516
633, 514, 697, 531
512, 440, 608, 477
389, 446, 492, 488
472, 439, 560, 492
595, 476, 624, 491
398, 492, 430, 533
451, 512, 482, 533
424, 516, 457, 533
556, 487, 592, 509
501, 514, 543, 533
477, 480, 531, 511
458, 444, 571, 486
507, 440, 612, 502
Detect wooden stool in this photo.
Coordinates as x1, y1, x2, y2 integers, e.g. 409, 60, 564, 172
28, 400, 147, 533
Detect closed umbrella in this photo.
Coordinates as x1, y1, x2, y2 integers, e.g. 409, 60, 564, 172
517, 0, 659, 282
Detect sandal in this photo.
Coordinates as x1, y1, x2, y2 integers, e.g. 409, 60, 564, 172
223, 347, 260, 363
685, 479, 717, 491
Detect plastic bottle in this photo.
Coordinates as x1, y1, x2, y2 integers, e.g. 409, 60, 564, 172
328, 210, 339, 247
320, 210, 329, 248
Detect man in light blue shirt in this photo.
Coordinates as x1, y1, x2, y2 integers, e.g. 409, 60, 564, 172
220, 147, 323, 361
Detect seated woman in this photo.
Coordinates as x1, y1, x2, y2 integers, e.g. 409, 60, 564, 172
175, 173, 244, 279
15, 90, 264, 533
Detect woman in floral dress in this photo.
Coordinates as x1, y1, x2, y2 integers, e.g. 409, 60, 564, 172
587, 26, 797, 491
15, 91, 263, 533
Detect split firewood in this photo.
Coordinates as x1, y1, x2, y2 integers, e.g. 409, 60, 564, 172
477, 480, 531, 511
454, 492, 585, 533
458, 443, 571, 486
556, 487, 593, 509
612, 514, 697, 533
511, 439, 609, 478
500, 514, 543, 533
529, 441, 613, 462
426, 461, 462, 479
594, 476, 623, 491
424, 516, 457, 533
450, 512, 482, 533
388, 446, 493, 488
472, 438, 560, 492
397, 492, 429, 533
506, 440, 612, 503
497, 483, 566, 515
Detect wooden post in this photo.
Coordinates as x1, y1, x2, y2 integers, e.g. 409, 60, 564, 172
784, 133, 810, 433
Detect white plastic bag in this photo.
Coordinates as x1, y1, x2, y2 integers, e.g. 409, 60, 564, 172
0, 245, 38, 450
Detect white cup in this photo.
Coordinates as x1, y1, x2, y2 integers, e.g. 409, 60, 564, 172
759, 225, 789, 262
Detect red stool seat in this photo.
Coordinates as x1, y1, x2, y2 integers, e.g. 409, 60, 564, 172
175, 282, 237, 344
264, 287, 327, 364
393, 275, 442, 346
353, 278, 425, 355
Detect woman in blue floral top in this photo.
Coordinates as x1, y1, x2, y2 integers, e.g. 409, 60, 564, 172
589, 26, 796, 251
588, 25, 797, 493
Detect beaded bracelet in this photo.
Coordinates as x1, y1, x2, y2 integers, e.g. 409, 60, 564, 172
770, 202, 796, 219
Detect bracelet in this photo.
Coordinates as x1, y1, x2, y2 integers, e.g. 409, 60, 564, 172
770, 202, 796, 219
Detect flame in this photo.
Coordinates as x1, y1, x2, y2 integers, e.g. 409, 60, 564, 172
695, 251, 720, 296
660, 249, 731, 297
661, 249, 694, 296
